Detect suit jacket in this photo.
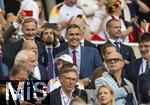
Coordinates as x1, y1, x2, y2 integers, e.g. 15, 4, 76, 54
97, 40, 136, 62
43, 87, 88, 105
54, 40, 96, 57
56, 46, 104, 79
95, 72, 138, 105
139, 70, 150, 103
124, 57, 142, 100
3, 24, 48, 67
38, 64, 48, 80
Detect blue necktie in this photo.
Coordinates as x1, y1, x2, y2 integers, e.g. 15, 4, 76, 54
114, 42, 120, 52
47, 48, 54, 79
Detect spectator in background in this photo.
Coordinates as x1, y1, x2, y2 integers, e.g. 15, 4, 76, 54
19, 0, 40, 22
0, 25, 9, 80
98, 0, 133, 42
125, 32, 150, 103
97, 85, 115, 105
70, 97, 87, 105
22, 40, 48, 80
47, 55, 84, 93
49, 0, 84, 38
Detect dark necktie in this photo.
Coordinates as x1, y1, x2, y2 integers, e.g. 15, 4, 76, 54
145, 61, 149, 72
47, 48, 54, 79
72, 50, 77, 65
114, 42, 120, 52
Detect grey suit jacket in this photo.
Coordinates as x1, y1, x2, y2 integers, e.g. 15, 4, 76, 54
95, 72, 138, 105
56, 46, 104, 79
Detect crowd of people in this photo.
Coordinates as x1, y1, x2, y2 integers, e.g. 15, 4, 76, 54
0, 0, 149, 105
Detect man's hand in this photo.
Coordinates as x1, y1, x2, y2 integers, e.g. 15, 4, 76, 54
80, 77, 91, 87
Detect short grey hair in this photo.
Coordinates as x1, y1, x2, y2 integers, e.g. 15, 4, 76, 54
14, 50, 31, 65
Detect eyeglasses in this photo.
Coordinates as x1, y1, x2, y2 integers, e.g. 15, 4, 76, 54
106, 58, 123, 64
63, 76, 78, 82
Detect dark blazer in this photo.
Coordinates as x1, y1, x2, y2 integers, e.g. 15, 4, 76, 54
43, 87, 88, 105
9, 38, 47, 68
56, 47, 104, 79
54, 40, 96, 57
38, 64, 48, 80
124, 58, 142, 100
3, 24, 48, 67
97, 40, 136, 62
139, 70, 150, 103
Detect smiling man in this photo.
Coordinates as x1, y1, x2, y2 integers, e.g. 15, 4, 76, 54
56, 24, 104, 87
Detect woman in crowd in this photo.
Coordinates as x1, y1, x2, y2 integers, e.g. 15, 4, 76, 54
97, 85, 115, 105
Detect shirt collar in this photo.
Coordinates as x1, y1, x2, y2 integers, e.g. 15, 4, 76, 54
69, 45, 81, 53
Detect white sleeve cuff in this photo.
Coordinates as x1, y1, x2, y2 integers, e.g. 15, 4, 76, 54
12, 21, 20, 29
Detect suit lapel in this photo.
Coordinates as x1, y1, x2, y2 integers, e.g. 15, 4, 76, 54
80, 47, 87, 77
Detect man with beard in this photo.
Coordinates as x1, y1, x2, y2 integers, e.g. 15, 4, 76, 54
41, 27, 58, 79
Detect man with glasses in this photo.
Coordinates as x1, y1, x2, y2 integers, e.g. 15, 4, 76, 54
43, 63, 88, 105
95, 52, 137, 105
125, 32, 150, 103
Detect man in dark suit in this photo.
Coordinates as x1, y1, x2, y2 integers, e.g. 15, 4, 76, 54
97, 19, 136, 65
139, 70, 150, 104
56, 24, 104, 87
43, 63, 88, 105
125, 32, 150, 103
54, 17, 96, 56
3, 16, 47, 68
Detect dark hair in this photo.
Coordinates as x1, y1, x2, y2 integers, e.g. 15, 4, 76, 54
138, 32, 150, 43
59, 62, 79, 77
22, 17, 37, 27
101, 42, 116, 55
66, 24, 81, 36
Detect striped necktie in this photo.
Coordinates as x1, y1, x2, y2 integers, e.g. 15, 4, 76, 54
47, 48, 54, 79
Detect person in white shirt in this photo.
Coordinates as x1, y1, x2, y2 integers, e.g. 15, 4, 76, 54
49, 0, 84, 38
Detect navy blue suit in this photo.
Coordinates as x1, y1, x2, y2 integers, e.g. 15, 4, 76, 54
56, 46, 104, 79
97, 40, 136, 62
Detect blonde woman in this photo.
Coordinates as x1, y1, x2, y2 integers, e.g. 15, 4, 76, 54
97, 85, 115, 105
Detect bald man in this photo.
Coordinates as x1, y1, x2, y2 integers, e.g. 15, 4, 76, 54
95, 52, 138, 105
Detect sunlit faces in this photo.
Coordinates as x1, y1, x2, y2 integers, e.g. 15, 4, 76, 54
107, 20, 122, 40
66, 28, 81, 49
22, 21, 37, 40
60, 71, 78, 93
97, 86, 114, 105
64, 0, 77, 7
42, 28, 55, 45
105, 52, 124, 72
139, 41, 150, 60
